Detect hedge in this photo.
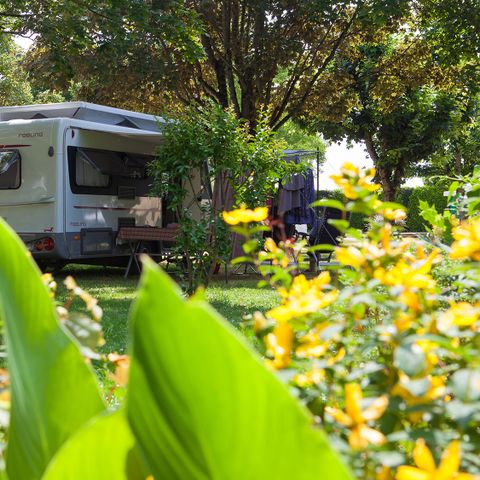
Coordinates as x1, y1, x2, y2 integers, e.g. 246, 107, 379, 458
316, 182, 449, 232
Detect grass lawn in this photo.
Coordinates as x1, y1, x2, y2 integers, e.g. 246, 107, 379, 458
55, 265, 279, 354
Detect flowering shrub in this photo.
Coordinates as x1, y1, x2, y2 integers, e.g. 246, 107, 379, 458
224, 162, 480, 479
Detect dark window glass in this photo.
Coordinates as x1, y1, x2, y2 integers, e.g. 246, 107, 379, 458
68, 146, 154, 196
0, 150, 21, 189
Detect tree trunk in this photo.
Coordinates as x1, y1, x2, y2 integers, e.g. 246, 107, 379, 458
377, 166, 396, 202
363, 131, 403, 201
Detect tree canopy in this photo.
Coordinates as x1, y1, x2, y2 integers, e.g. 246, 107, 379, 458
0, 0, 478, 186
4, 0, 408, 129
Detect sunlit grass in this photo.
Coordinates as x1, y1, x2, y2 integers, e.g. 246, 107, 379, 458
54, 265, 278, 354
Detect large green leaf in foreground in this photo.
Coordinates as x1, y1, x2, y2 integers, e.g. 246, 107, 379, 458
0, 220, 105, 479
128, 259, 353, 480
43, 410, 148, 480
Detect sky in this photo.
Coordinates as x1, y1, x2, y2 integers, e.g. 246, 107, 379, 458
321, 140, 373, 190
322, 140, 423, 190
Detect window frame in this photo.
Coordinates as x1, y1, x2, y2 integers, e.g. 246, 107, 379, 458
68, 146, 154, 196
0, 149, 21, 190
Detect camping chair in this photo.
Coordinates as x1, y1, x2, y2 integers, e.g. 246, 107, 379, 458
308, 207, 348, 269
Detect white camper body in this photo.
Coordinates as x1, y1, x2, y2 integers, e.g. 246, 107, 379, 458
0, 102, 167, 264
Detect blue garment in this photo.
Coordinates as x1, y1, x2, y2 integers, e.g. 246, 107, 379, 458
284, 168, 315, 225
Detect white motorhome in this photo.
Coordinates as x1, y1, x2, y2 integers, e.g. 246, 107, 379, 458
0, 102, 168, 267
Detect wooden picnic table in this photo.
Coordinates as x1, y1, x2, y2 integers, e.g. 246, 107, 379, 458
117, 225, 180, 277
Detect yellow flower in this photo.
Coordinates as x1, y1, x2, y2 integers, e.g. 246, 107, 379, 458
392, 374, 445, 407
222, 206, 268, 225
327, 347, 346, 366
265, 322, 293, 369
41, 273, 57, 297
394, 312, 415, 332
280, 255, 290, 268
450, 218, 480, 261
296, 324, 330, 358
437, 301, 480, 333
264, 237, 279, 253
378, 466, 395, 480
336, 246, 367, 268
294, 368, 325, 387
396, 439, 475, 480
325, 383, 388, 449
383, 208, 407, 222
267, 273, 337, 322
107, 353, 130, 387
374, 251, 439, 290
330, 163, 380, 199
253, 311, 267, 333
415, 339, 440, 373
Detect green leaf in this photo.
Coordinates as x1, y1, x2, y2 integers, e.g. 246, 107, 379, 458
448, 181, 459, 201
0, 220, 105, 480
242, 239, 259, 254
376, 201, 405, 211
445, 400, 478, 424
43, 410, 148, 480
327, 219, 350, 233
394, 344, 427, 378
450, 369, 480, 402
308, 244, 335, 252
230, 256, 254, 265
64, 312, 104, 359
311, 199, 345, 211
127, 258, 353, 480
401, 377, 431, 397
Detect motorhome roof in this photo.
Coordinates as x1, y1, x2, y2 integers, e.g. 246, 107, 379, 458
0, 102, 164, 132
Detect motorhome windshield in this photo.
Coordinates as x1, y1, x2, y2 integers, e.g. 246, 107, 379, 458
0, 150, 20, 189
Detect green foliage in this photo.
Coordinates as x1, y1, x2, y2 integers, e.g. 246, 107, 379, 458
11, 0, 409, 128
151, 103, 290, 209
316, 189, 367, 230
33, 90, 65, 104
301, 31, 461, 199
406, 183, 448, 232
231, 163, 480, 477
150, 103, 293, 291
8, 0, 204, 110
127, 259, 352, 480
417, 0, 480, 67
0, 218, 352, 479
0, 35, 33, 105
0, 221, 105, 479
276, 120, 327, 154
43, 410, 146, 480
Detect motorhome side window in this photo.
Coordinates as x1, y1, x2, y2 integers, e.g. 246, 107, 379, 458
0, 150, 21, 189
68, 147, 153, 195
75, 149, 111, 187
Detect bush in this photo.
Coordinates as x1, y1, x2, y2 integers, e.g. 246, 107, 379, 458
317, 189, 367, 230
404, 183, 449, 232
227, 163, 480, 479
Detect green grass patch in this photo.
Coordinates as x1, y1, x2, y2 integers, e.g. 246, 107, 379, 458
55, 266, 278, 354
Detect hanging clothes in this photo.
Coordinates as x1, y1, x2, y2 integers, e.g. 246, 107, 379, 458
278, 159, 315, 225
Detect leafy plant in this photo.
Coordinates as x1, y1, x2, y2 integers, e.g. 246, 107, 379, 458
149, 102, 298, 292
0, 219, 352, 479
226, 162, 480, 478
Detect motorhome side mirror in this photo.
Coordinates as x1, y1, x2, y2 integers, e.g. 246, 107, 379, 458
48, 146, 54, 157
